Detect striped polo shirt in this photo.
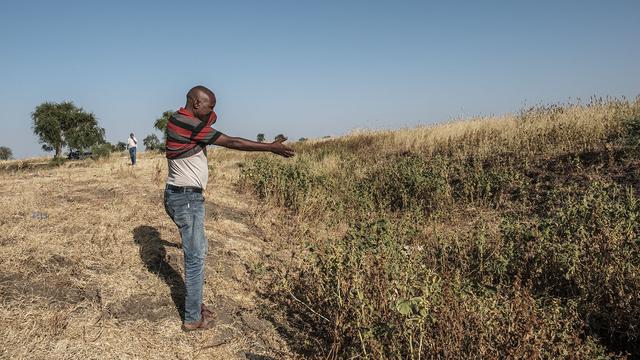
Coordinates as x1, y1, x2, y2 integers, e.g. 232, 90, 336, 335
165, 108, 222, 189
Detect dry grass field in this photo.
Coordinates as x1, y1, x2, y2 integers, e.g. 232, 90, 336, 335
0, 151, 296, 359
2, 97, 640, 359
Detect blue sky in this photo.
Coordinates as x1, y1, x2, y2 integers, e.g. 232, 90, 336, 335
1, 0, 638, 159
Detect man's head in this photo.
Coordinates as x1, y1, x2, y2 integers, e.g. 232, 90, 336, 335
186, 85, 216, 122
130, 133, 135, 138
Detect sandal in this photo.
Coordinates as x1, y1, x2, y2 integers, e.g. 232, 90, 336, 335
182, 315, 214, 332
201, 304, 214, 319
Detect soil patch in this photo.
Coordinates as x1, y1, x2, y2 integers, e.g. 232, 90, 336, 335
0, 272, 98, 307
107, 294, 176, 322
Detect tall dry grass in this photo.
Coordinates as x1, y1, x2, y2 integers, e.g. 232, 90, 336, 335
239, 97, 640, 359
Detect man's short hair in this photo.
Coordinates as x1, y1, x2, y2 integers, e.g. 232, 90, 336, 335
187, 85, 216, 103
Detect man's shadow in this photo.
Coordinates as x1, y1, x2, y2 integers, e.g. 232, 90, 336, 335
133, 225, 185, 320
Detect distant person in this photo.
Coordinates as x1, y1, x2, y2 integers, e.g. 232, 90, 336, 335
164, 85, 294, 331
127, 133, 137, 165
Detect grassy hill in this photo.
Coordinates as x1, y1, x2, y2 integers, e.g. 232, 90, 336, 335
239, 97, 640, 358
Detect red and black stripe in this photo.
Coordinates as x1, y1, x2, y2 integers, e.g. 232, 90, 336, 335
165, 108, 222, 159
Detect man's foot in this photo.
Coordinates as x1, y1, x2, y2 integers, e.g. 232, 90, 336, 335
201, 304, 214, 320
182, 316, 214, 332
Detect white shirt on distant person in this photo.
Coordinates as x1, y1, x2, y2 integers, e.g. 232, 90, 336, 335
127, 137, 137, 149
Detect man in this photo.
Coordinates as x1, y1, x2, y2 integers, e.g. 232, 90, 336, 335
127, 133, 138, 165
164, 85, 294, 331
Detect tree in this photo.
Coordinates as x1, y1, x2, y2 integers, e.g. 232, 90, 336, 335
66, 118, 105, 152
256, 133, 265, 143
298, 137, 308, 142
154, 110, 173, 140
0, 146, 12, 160
275, 134, 286, 142
149, 110, 173, 152
143, 134, 162, 151
106, 141, 126, 153
32, 102, 105, 158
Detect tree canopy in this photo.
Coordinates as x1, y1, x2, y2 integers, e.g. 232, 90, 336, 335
115, 142, 127, 152
154, 110, 172, 140
143, 134, 162, 151
0, 146, 12, 160
148, 110, 173, 152
32, 102, 105, 158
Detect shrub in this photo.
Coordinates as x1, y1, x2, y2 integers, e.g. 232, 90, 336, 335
91, 143, 112, 159
285, 218, 611, 358
240, 157, 315, 211
240, 98, 640, 357
622, 114, 640, 150
356, 154, 452, 214
502, 181, 640, 350
49, 157, 66, 167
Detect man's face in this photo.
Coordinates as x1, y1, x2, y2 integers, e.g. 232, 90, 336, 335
193, 93, 216, 122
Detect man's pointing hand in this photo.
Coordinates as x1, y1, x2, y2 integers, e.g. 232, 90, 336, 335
270, 137, 294, 158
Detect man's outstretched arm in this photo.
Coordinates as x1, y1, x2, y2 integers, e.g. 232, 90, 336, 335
212, 134, 294, 158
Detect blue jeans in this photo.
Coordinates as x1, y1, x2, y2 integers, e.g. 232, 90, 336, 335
163, 186, 207, 323
129, 147, 136, 165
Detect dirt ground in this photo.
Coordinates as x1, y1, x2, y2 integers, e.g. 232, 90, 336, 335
0, 151, 297, 359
